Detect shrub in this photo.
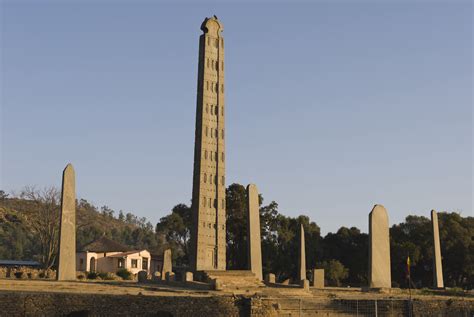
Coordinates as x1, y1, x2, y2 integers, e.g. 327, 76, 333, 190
98, 272, 116, 280
116, 268, 133, 280
87, 271, 99, 280
38, 272, 46, 278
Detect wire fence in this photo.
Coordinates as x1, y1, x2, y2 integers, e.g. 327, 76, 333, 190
263, 297, 473, 317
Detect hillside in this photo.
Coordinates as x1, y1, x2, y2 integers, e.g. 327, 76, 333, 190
0, 193, 162, 267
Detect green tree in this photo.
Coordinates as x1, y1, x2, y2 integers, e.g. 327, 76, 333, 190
319, 260, 349, 286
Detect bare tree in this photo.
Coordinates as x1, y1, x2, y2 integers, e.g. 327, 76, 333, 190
20, 186, 60, 270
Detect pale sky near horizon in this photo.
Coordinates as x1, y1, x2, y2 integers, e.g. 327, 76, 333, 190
1, 1, 472, 235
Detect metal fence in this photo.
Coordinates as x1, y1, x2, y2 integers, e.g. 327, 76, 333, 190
263, 297, 473, 317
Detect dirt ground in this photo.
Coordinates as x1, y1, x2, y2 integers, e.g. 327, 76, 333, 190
0, 279, 472, 301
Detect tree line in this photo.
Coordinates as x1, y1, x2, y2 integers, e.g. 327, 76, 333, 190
0, 185, 472, 289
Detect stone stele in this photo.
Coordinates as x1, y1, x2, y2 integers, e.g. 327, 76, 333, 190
161, 249, 172, 280
431, 210, 444, 288
57, 163, 76, 281
368, 204, 391, 288
246, 184, 263, 280
190, 16, 227, 272
298, 224, 306, 282
312, 269, 324, 288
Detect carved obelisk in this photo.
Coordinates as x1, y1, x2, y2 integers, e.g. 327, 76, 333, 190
368, 204, 391, 288
431, 210, 444, 288
298, 224, 306, 281
246, 184, 263, 280
190, 16, 226, 271
57, 164, 76, 281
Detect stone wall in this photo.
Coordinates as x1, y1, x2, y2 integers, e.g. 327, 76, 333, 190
0, 267, 56, 279
0, 290, 471, 317
0, 291, 251, 317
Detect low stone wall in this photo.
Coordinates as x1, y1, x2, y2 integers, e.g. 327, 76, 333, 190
0, 267, 56, 279
0, 291, 252, 317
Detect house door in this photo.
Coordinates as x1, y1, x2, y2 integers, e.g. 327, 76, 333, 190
90, 257, 96, 272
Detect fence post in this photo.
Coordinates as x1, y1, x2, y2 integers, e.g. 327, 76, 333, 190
356, 299, 359, 317
375, 299, 378, 317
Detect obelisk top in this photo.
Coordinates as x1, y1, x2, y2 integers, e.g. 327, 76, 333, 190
201, 16, 224, 35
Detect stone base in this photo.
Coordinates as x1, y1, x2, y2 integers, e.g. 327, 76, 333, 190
200, 270, 264, 291
362, 287, 392, 294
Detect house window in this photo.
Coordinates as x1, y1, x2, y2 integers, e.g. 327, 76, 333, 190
206, 104, 209, 113
205, 150, 208, 159
221, 176, 225, 185
131, 259, 138, 268
221, 152, 224, 162
142, 258, 149, 270
204, 173, 207, 183
118, 258, 124, 268
222, 130, 224, 139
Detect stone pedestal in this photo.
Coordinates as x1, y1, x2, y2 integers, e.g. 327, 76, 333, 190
312, 269, 324, 288
369, 204, 391, 288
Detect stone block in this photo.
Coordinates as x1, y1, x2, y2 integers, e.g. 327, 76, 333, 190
184, 272, 193, 282
312, 269, 324, 288
265, 273, 276, 283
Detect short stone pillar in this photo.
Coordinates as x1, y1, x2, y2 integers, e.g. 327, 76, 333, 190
152, 271, 161, 281
265, 273, 276, 284
137, 270, 148, 282
213, 278, 223, 291
165, 271, 175, 282
184, 271, 193, 282
312, 269, 324, 288
300, 279, 310, 291
369, 204, 391, 289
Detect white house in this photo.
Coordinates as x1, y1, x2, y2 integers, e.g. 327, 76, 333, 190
76, 236, 151, 275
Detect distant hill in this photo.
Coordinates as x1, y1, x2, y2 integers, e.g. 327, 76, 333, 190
0, 193, 162, 268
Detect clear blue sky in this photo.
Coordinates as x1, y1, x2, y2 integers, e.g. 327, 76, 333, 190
1, 1, 472, 234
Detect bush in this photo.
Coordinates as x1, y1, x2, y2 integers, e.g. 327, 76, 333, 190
116, 268, 133, 280
38, 272, 46, 278
87, 271, 99, 280
98, 272, 116, 280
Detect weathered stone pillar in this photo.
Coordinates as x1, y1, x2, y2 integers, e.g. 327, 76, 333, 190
57, 164, 76, 281
312, 269, 325, 288
246, 184, 263, 280
298, 224, 306, 282
161, 249, 172, 280
368, 204, 391, 288
431, 210, 444, 288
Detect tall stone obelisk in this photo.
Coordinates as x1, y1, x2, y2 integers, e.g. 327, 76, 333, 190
57, 163, 76, 281
298, 224, 306, 281
246, 184, 263, 280
368, 204, 391, 288
190, 16, 226, 271
431, 210, 444, 288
